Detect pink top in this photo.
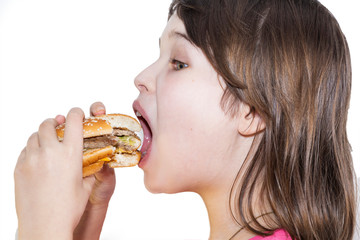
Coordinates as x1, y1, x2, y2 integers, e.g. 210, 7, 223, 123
249, 229, 292, 239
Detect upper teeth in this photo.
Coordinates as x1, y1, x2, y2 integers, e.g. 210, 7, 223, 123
136, 111, 142, 117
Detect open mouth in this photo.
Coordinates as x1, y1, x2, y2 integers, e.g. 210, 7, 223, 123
133, 104, 152, 160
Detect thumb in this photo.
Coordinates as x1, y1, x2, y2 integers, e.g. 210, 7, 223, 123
82, 175, 96, 196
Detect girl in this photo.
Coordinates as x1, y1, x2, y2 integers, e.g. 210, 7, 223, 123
14, 0, 356, 239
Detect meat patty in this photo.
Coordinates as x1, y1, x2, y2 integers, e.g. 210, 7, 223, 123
112, 128, 135, 137
83, 128, 141, 151
84, 136, 117, 149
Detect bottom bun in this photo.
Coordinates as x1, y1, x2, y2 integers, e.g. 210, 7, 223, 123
81, 147, 140, 177
82, 146, 115, 177
83, 146, 115, 167
83, 161, 105, 178
108, 151, 141, 168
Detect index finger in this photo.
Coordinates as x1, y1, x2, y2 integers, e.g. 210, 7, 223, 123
63, 108, 84, 148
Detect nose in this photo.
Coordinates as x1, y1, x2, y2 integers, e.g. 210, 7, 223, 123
134, 61, 158, 93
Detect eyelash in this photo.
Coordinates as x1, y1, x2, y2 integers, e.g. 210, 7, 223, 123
170, 59, 189, 71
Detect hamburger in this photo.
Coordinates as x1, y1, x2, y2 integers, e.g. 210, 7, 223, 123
56, 114, 142, 177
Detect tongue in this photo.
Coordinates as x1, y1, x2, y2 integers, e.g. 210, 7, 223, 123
138, 116, 152, 155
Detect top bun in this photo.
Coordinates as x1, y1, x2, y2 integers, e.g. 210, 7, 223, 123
56, 118, 113, 140
94, 114, 141, 132
56, 114, 141, 141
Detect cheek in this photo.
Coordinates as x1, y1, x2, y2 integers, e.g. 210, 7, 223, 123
157, 79, 222, 159
147, 76, 233, 192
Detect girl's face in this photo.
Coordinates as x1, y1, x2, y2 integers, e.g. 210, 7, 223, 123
133, 14, 246, 194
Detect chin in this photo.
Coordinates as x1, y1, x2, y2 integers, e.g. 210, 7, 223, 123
143, 173, 187, 194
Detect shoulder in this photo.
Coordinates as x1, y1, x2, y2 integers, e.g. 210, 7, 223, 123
249, 229, 292, 240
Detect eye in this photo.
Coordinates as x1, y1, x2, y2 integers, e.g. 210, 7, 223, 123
170, 59, 189, 71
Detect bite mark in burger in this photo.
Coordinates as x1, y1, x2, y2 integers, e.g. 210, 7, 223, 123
56, 114, 142, 177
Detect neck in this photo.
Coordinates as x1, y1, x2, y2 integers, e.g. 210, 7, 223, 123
195, 136, 263, 240
198, 187, 257, 240
195, 157, 255, 240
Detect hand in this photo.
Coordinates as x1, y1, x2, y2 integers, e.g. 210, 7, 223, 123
73, 102, 116, 240
14, 108, 95, 240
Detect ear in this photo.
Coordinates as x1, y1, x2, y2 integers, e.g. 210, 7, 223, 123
238, 104, 266, 136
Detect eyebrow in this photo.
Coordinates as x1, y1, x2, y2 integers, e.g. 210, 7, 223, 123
159, 30, 193, 48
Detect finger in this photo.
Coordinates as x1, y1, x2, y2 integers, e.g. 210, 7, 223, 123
94, 164, 115, 182
90, 102, 106, 117
38, 118, 59, 147
14, 148, 27, 179
55, 115, 66, 125
16, 147, 27, 165
63, 108, 84, 148
83, 175, 96, 196
26, 132, 40, 149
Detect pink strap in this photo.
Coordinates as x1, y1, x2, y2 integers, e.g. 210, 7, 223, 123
249, 229, 291, 240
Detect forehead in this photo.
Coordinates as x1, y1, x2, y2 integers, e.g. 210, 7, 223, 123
161, 14, 187, 41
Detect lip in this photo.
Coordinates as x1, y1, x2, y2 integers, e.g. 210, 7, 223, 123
132, 100, 153, 168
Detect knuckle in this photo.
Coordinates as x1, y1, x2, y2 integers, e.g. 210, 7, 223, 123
64, 145, 81, 158
36, 147, 59, 171
70, 107, 84, 118
27, 149, 40, 164
27, 132, 38, 145
14, 149, 39, 178
39, 118, 55, 131
30, 131, 37, 138
14, 161, 23, 179
14, 162, 27, 180
40, 146, 52, 157
14, 167, 22, 182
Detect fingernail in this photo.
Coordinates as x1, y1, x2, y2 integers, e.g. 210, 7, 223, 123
95, 109, 105, 116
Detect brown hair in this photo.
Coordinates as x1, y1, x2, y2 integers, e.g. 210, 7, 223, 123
169, 0, 356, 239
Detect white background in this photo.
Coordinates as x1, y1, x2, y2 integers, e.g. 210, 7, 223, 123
0, 0, 359, 239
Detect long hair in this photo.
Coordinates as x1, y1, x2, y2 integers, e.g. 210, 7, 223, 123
169, 0, 356, 239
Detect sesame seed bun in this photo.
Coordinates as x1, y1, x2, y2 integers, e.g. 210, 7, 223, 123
56, 118, 113, 141
94, 113, 141, 132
